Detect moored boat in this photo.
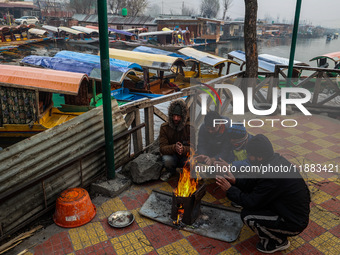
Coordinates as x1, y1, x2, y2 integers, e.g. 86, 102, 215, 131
0, 64, 90, 146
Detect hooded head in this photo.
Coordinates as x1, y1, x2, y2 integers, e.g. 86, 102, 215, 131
168, 99, 188, 131
246, 134, 274, 165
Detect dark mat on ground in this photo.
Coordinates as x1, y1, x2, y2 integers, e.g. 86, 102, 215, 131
139, 189, 243, 242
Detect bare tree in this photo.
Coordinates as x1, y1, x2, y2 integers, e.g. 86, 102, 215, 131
146, 3, 161, 17
69, 0, 96, 14
182, 4, 196, 16
221, 0, 232, 20
107, 0, 127, 15
200, 0, 219, 18
127, 0, 148, 17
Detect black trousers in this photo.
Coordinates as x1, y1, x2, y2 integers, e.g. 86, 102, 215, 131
241, 209, 305, 248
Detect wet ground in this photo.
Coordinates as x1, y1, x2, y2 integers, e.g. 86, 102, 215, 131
5, 113, 340, 255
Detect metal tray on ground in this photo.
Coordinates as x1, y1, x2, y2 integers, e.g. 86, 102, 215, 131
108, 210, 135, 228
139, 189, 243, 243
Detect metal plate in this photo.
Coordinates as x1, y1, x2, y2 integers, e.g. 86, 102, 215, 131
108, 211, 135, 228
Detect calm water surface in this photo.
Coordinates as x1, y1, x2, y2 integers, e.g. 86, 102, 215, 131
1, 37, 339, 66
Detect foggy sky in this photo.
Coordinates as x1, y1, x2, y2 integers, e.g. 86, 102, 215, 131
148, 0, 339, 28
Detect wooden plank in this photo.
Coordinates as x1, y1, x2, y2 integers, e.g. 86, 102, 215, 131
317, 90, 340, 106
124, 111, 136, 128
153, 106, 168, 122
312, 72, 323, 104
131, 109, 143, 154
144, 106, 154, 146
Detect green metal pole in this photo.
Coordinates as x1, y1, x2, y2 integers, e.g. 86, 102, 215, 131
97, 0, 115, 179
287, 0, 302, 86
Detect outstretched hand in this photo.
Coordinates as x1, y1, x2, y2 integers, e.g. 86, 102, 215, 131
195, 155, 213, 165
216, 175, 231, 192
214, 158, 236, 185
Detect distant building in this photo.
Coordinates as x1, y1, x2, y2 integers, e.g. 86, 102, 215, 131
154, 15, 224, 43
72, 14, 157, 31
0, 0, 38, 19
221, 21, 244, 40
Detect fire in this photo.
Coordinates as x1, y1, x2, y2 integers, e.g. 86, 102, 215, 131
174, 149, 198, 197
173, 149, 200, 225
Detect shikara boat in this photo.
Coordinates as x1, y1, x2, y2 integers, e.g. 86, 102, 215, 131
107, 48, 186, 94
19, 55, 159, 107
0, 65, 90, 145
122, 30, 206, 50
0, 25, 51, 48
58, 26, 99, 44
178, 47, 240, 81
71, 26, 99, 37
228, 50, 309, 74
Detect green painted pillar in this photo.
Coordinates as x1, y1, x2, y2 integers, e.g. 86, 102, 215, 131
287, 0, 302, 86
97, 0, 115, 179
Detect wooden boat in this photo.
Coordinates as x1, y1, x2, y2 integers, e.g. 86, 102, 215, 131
19, 55, 156, 107
107, 48, 186, 94
123, 30, 206, 50
71, 26, 99, 37
310, 52, 340, 78
58, 26, 99, 44
0, 65, 90, 143
178, 47, 240, 82
228, 50, 309, 74
0, 25, 51, 47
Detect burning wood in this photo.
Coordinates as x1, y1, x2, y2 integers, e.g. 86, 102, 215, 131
172, 153, 206, 225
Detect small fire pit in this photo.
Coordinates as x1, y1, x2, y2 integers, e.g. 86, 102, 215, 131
171, 183, 206, 225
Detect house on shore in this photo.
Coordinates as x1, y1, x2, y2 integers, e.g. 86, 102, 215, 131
0, 0, 38, 21
154, 15, 224, 43
71, 14, 157, 32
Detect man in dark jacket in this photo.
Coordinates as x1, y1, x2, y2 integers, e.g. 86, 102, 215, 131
216, 134, 310, 254
159, 99, 195, 181
196, 111, 233, 165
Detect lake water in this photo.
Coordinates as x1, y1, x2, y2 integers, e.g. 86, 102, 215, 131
1, 36, 339, 66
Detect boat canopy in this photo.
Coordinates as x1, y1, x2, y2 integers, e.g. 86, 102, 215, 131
58, 26, 85, 35
309, 51, 340, 63
138, 30, 174, 37
228, 50, 309, 72
28, 28, 49, 37
55, 50, 142, 71
132, 46, 197, 62
0, 64, 89, 95
71, 26, 99, 34
108, 28, 135, 37
21, 56, 136, 84
179, 48, 239, 67
107, 48, 186, 71
42, 25, 59, 33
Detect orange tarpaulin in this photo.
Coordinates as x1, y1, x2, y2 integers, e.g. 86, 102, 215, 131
0, 65, 89, 95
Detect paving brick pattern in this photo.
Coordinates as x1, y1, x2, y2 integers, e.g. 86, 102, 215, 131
25, 115, 339, 254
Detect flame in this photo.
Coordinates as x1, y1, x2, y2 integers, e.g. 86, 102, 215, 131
174, 148, 198, 197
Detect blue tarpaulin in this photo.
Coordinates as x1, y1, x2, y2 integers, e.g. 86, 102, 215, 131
54, 50, 143, 71
21, 55, 136, 84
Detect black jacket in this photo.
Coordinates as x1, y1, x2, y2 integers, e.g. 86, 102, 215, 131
227, 153, 311, 229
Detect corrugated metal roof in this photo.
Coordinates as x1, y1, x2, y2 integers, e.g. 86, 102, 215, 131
0, 2, 37, 9
0, 65, 89, 95
72, 14, 156, 26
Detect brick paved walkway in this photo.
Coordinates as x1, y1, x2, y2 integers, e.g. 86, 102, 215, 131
19, 115, 340, 255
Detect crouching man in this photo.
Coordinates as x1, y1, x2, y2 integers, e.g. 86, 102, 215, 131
159, 99, 195, 181
216, 134, 310, 253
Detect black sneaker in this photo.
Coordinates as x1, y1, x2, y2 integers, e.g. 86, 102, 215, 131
256, 239, 290, 254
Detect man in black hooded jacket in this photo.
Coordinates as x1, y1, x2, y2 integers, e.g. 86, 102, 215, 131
216, 134, 310, 254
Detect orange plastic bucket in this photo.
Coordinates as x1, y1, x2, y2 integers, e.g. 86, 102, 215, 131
53, 187, 96, 228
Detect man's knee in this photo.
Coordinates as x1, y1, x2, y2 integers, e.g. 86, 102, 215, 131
162, 155, 177, 171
